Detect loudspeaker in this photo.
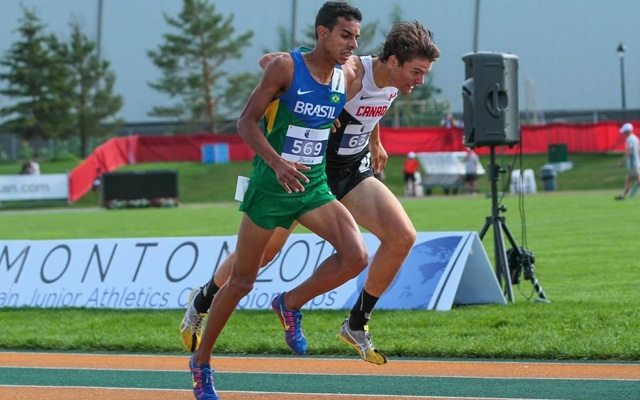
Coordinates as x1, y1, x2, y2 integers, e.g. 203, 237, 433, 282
462, 52, 520, 148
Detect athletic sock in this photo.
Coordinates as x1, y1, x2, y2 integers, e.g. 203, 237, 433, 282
194, 281, 220, 314
348, 289, 379, 331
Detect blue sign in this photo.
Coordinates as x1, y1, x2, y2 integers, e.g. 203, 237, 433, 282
201, 144, 229, 164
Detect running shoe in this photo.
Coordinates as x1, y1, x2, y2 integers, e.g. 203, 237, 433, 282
339, 318, 388, 365
181, 287, 207, 352
271, 292, 307, 355
189, 353, 220, 400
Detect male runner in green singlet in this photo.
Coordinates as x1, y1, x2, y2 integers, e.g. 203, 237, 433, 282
188, 2, 364, 400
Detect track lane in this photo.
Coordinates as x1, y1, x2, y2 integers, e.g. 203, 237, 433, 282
1, 352, 639, 380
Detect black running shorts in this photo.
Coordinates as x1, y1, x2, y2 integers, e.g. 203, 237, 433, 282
326, 162, 374, 201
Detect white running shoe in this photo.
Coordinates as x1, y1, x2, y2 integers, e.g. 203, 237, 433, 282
180, 287, 207, 352
338, 318, 388, 365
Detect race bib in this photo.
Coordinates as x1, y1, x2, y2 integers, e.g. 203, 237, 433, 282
282, 125, 330, 165
337, 123, 375, 155
234, 176, 250, 201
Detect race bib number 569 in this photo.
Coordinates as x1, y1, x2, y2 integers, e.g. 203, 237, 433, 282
282, 125, 330, 165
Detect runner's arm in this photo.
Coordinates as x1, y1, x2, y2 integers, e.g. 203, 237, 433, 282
238, 55, 310, 193
259, 52, 288, 70
368, 123, 387, 174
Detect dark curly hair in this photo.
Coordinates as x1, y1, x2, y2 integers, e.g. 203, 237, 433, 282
315, 1, 363, 39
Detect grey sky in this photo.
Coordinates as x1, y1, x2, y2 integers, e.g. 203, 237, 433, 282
1, 0, 638, 122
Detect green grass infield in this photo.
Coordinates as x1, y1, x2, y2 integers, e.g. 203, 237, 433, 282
1, 191, 639, 360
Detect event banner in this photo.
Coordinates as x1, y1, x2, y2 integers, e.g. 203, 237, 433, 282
0, 232, 504, 310
0, 174, 69, 201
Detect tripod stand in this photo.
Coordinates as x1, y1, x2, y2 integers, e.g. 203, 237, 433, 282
478, 146, 548, 303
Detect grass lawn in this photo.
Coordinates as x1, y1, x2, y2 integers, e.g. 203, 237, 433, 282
1, 191, 639, 360
0, 151, 629, 208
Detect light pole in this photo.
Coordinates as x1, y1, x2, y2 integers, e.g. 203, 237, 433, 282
617, 42, 627, 119
97, 0, 103, 62
472, 0, 481, 53
290, 0, 297, 48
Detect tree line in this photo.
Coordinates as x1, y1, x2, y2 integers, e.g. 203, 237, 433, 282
0, 0, 444, 159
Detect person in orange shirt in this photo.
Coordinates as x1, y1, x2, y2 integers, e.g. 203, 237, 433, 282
403, 151, 420, 196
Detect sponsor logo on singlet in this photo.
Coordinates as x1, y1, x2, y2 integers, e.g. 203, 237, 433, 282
294, 101, 337, 119
355, 105, 388, 118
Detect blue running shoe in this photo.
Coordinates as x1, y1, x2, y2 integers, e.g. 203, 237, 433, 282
271, 292, 307, 355
189, 353, 220, 400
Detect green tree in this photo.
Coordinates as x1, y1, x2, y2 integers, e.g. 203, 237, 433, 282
221, 72, 260, 125
0, 6, 73, 156
147, 0, 253, 132
58, 21, 124, 158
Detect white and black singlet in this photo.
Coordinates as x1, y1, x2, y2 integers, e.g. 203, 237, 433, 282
325, 56, 398, 199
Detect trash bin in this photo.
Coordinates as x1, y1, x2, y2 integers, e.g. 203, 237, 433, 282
548, 143, 568, 163
539, 165, 557, 191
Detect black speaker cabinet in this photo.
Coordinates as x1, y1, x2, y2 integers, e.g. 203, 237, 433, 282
102, 170, 179, 208
462, 52, 520, 148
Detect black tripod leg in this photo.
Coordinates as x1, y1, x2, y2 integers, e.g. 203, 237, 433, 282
529, 276, 549, 301
500, 219, 521, 251
493, 217, 514, 302
479, 146, 548, 304
479, 216, 493, 240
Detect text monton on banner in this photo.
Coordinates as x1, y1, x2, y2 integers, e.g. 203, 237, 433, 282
1, 237, 233, 309
1, 232, 503, 310
0, 235, 344, 310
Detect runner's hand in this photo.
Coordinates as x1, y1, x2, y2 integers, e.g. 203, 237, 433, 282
331, 119, 341, 133
273, 159, 310, 193
370, 142, 388, 174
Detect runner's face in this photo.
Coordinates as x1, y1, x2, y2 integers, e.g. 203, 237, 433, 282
322, 18, 360, 65
390, 57, 433, 94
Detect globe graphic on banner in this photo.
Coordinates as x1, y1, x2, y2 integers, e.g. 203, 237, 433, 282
343, 235, 463, 310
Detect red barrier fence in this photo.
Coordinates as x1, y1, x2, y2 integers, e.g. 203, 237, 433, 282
69, 121, 637, 202
69, 133, 252, 202
379, 120, 631, 156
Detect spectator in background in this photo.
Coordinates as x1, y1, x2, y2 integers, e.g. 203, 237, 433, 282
20, 161, 30, 174
92, 167, 103, 204
441, 112, 462, 129
20, 159, 40, 175
463, 147, 480, 195
615, 123, 640, 200
403, 151, 420, 196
